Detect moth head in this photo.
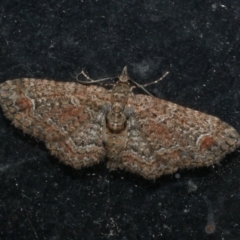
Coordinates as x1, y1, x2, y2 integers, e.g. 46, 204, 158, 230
118, 66, 130, 84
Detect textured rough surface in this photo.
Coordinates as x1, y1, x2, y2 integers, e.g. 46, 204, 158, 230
0, 68, 239, 179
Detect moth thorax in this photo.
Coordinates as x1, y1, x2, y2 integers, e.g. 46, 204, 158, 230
106, 104, 127, 132
111, 83, 129, 106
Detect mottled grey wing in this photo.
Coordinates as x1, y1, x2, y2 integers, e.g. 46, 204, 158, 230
0, 79, 109, 169
119, 94, 240, 180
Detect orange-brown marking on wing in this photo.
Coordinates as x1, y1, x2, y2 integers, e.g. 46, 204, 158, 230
142, 121, 173, 141
155, 150, 181, 167
199, 136, 216, 150
58, 106, 88, 123
16, 97, 32, 111
48, 93, 63, 98
180, 118, 184, 126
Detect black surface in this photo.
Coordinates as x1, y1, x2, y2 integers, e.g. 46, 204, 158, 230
1, 1, 240, 239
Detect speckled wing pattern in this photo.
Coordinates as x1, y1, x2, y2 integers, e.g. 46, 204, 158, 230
119, 95, 240, 179
0, 68, 239, 180
0, 79, 110, 169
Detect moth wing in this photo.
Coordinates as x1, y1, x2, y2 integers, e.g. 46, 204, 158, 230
0, 79, 109, 169
119, 94, 240, 179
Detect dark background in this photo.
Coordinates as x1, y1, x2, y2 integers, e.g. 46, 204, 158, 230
1, 0, 240, 239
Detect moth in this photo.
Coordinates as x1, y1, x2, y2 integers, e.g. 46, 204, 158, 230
0, 67, 239, 179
